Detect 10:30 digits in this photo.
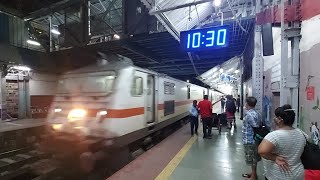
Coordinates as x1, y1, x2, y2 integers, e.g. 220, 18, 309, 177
186, 29, 227, 49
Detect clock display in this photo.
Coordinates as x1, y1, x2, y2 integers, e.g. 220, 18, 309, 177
180, 25, 229, 51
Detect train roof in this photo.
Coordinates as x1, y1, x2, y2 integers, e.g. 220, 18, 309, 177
63, 54, 133, 75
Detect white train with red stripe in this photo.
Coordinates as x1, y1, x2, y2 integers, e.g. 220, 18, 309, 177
45, 54, 221, 153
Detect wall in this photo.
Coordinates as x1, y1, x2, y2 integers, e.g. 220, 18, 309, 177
29, 72, 58, 96
299, 14, 320, 141
4, 72, 58, 119
29, 72, 58, 118
262, 27, 282, 125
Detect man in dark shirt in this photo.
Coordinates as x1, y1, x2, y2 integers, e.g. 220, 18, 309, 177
198, 95, 213, 139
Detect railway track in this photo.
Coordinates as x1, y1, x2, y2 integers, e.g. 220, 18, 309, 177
0, 117, 189, 180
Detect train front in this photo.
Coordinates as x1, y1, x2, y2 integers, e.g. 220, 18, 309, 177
48, 70, 116, 136
40, 66, 121, 172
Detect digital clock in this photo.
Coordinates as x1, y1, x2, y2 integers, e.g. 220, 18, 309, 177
180, 25, 229, 52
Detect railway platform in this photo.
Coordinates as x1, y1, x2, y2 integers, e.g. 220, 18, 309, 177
108, 115, 265, 180
0, 118, 46, 132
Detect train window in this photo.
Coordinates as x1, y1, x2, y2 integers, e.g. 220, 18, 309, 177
164, 82, 175, 95
187, 85, 190, 99
131, 76, 143, 96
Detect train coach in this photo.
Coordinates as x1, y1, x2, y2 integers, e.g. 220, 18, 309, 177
43, 54, 222, 172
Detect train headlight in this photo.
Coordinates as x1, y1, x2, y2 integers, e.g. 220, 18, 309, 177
68, 109, 87, 121
54, 108, 62, 113
52, 124, 63, 130
98, 110, 108, 116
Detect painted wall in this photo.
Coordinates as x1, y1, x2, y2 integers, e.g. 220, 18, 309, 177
3, 72, 58, 119
29, 72, 58, 96
299, 14, 320, 143
29, 72, 58, 118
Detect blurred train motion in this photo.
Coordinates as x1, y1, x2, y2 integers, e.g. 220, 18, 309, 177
41, 54, 222, 174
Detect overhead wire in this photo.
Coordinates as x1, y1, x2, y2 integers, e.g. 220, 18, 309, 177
226, 0, 248, 33
187, 1, 200, 76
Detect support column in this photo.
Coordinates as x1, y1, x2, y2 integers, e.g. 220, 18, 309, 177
280, 0, 289, 106
18, 75, 27, 119
291, 29, 300, 127
240, 56, 244, 120
49, 16, 53, 52
280, 0, 301, 128
0, 73, 6, 120
80, 0, 89, 45
252, 0, 263, 113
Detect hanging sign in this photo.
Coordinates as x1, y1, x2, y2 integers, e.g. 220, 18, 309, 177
306, 86, 315, 101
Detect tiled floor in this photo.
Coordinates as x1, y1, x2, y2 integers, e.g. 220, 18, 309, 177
169, 115, 265, 180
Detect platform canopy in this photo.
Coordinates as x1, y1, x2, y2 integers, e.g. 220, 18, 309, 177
145, 0, 256, 82
198, 56, 240, 94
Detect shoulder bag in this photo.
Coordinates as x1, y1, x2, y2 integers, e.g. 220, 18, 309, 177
253, 118, 270, 144
300, 130, 320, 170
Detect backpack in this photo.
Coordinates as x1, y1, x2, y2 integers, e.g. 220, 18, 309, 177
226, 100, 236, 113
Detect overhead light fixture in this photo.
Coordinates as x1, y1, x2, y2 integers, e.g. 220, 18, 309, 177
26, 39, 40, 46
113, 34, 120, 39
214, 0, 221, 7
51, 29, 61, 35
234, 69, 239, 73
219, 69, 224, 73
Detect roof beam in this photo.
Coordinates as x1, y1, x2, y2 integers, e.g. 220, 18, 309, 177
149, 0, 212, 15
0, 4, 24, 17
24, 0, 83, 21
148, 62, 220, 68
121, 41, 161, 64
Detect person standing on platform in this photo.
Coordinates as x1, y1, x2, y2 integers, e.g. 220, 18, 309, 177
258, 105, 306, 180
189, 100, 199, 136
237, 95, 241, 112
221, 96, 226, 113
226, 95, 237, 129
198, 95, 213, 139
242, 97, 260, 180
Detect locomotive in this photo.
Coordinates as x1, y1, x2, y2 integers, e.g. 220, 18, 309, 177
43, 54, 221, 173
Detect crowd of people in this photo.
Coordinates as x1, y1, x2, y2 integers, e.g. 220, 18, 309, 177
189, 94, 310, 180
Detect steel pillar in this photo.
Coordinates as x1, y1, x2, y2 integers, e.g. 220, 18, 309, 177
252, 0, 263, 113
0, 72, 6, 120
80, 0, 89, 45
240, 56, 244, 120
280, 0, 301, 128
291, 29, 300, 127
49, 16, 53, 52
280, 0, 288, 106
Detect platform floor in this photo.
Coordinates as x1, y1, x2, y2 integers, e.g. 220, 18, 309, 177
108, 114, 265, 180
0, 118, 46, 132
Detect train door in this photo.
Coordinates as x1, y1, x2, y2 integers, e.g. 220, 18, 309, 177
146, 75, 155, 123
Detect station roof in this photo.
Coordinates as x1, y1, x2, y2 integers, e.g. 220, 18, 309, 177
0, 0, 255, 84
53, 17, 254, 80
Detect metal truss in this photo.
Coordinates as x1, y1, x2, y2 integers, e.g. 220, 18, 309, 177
6, 66, 30, 77
25, 0, 123, 51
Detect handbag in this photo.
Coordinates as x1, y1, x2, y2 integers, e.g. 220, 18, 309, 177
253, 119, 270, 144
253, 126, 270, 144
300, 130, 320, 170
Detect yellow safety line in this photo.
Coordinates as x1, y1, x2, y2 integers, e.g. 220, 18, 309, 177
155, 136, 197, 180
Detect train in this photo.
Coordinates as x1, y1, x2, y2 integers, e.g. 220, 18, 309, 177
43, 54, 222, 172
